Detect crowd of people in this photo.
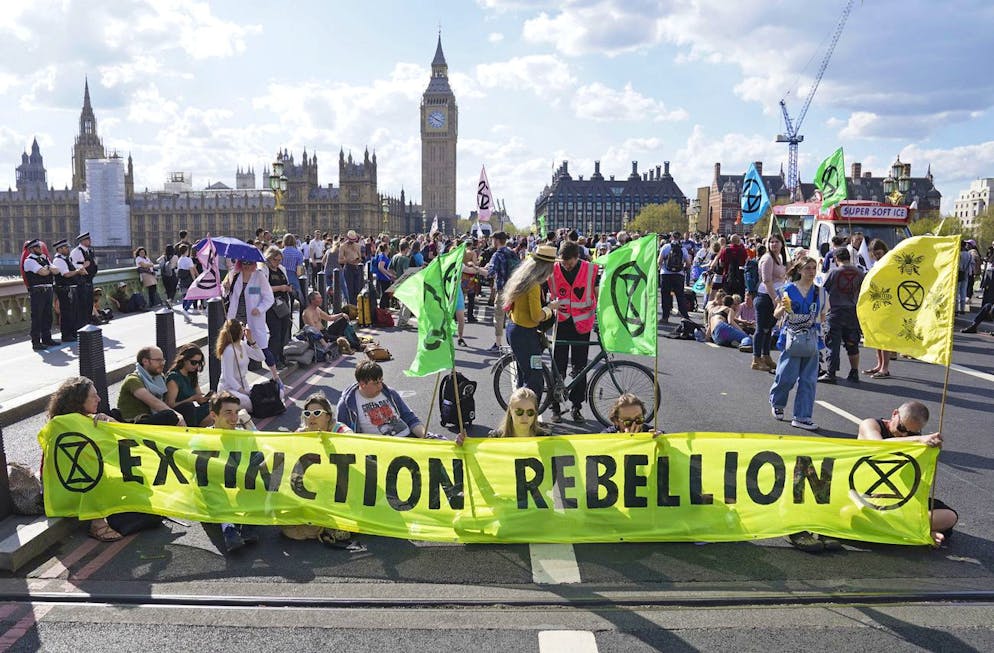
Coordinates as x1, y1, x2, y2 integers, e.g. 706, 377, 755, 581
32, 223, 988, 555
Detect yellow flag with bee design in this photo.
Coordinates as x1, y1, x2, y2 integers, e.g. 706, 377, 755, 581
856, 235, 960, 366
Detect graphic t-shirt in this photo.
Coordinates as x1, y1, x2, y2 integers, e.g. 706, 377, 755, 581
356, 391, 410, 437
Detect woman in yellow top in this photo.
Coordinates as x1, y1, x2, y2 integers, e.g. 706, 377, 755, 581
500, 244, 559, 406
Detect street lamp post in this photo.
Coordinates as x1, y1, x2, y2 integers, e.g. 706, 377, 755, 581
269, 158, 288, 234
381, 198, 390, 236
422, 210, 427, 234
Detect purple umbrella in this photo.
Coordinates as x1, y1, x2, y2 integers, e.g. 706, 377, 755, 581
193, 236, 265, 263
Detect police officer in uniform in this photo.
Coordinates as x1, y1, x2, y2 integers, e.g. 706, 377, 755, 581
22, 239, 57, 350
51, 238, 86, 342
70, 232, 98, 331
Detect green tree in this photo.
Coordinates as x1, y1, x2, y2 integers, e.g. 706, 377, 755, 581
909, 215, 970, 238
630, 201, 686, 235
974, 207, 994, 248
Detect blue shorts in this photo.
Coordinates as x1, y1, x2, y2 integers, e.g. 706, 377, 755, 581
455, 287, 465, 311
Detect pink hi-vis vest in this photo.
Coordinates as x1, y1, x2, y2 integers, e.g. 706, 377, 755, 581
551, 259, 597, 333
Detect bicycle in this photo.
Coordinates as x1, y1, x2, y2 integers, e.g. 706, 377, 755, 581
492, 334, 660, 427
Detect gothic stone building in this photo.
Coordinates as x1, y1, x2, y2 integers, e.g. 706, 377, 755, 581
534, 160, 687, 234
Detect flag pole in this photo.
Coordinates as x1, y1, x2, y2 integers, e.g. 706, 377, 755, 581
423, 371, 442, 432
654, 233, 662, 432
451, 367, 466, 435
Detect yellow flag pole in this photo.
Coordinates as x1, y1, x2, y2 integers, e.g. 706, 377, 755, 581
931, 234, 959, 546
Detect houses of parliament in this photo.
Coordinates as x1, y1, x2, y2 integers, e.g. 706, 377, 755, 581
0, 36, 459, 264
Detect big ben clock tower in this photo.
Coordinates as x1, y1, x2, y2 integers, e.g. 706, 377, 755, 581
421, 34, 458, 227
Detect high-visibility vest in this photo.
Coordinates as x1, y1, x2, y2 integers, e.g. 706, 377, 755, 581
551, 260, 597, 333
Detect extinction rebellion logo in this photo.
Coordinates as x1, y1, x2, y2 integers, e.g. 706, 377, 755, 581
848, 452, 921, 511
54, 431, 103, 492
610, 259, 648, 338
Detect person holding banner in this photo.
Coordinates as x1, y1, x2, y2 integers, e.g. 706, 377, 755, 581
208, 392, 260, 554
604, 394, 655, 434
501, 245, 560, 407
335, 360, 427, 438
769, 256, 823, 431
488, 387, 549, 438
858, 401, 956, 546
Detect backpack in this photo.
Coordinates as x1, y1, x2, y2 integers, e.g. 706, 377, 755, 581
439, 371, 476, 427
724, 254, 743, 292
664, 244, 684, 273
743, 258, 759, 294
374, 307, 395, 327
503, 247, 521, 279
249, 380, 286, 418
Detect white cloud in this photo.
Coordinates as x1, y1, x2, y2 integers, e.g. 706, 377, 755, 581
522, 4, 661, 57
475, 54, 575, 94
573, 82, 687, 122
487, 32, 504, 43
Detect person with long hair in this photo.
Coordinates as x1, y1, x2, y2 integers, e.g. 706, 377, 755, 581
752, 233, 788, 372
134, 246, 161, 308
223, 258, 281, 384
216, 319, 267, 412
500, 244, 560, 406
263, 246, 294, 369
769, 256, 823, 431
488, 387, 549, 437
165, 344, 214, 427
862, 239, 894, 378
47, 377, 115, 542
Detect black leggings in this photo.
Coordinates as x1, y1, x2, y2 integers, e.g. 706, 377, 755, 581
754, 293, 776, 357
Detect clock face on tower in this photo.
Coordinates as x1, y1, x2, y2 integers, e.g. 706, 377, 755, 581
427, 110, 446, 128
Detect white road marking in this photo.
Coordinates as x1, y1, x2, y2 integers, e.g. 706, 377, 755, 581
529, 543, 581, 584
950, 363, 994, 384
815, 400, 861, 425
539, 630, 598, 653
706, 342, 719, 348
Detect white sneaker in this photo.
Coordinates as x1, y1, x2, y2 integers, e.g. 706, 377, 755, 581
791, 418, 819, 431
772, 406, 784, 421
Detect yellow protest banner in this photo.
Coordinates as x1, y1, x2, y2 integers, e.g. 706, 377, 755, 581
40, 415, 935, 545
857, 235, 959, 365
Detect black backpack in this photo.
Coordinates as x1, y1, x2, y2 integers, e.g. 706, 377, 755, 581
250, 380, 286, 418
725, 256, 743, 292
439, 372, 476, 427
664, 244, 684, 272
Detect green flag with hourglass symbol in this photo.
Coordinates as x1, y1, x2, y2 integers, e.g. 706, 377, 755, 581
814, 147, 848, 212
596, 233, 658, 355
392, 243, 466, 376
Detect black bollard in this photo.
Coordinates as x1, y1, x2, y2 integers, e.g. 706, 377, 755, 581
0, 424, 12, 519
78, 324, 110, 415
206, 296, 225, 392
155, 307, 176, 366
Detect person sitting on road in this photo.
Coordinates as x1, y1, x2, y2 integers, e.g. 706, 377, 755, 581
209, 391, 259, 554
859, 401, 957, 546
165, 344, 214, 427
604, 393, 662, 434
48, 376, 162, 542
335, 360, 427, 437
109, 281, 147, 313
300, 291, 358, 355
707, 295, 752, 349
117, 346, 185, 426
91, 287, 113, 324
488, 387, 550, 438
281, 393, 365, 551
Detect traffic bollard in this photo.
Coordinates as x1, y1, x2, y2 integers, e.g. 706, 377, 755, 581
206, 296, 224, 392
78, 324, 110, 415
155, 307, 176, 367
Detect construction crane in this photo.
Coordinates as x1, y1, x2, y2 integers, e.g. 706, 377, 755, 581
777, 0, 856, 198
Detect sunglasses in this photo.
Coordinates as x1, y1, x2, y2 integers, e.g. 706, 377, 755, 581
514, 408, 536, 417
302, 409, 327, 418
896, 420, 921, 437
618, 417, 644, 428
188, 358, 204, 367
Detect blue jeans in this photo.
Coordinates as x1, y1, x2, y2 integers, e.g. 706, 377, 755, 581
769, 350, 819, 421
754, 293, 776, 357
711, 321, 748, 347
506, 322, 545, 406
957, 276, 969, 311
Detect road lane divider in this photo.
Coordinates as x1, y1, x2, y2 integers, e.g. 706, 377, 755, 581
539, 630, 598, 653
949, 363, 994, 384
815, 400, 861, 426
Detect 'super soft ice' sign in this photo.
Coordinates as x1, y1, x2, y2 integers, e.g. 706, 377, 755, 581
41, 415, 935, 545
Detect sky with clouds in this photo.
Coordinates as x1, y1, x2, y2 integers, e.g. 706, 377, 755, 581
1, 0, 992, 227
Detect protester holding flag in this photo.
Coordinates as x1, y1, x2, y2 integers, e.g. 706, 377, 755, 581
176, 244, 197, 313
769, 256, 823, 431
502, 244, 559, 406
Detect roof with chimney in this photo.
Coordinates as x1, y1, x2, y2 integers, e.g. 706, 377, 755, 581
537, 160, 686, 205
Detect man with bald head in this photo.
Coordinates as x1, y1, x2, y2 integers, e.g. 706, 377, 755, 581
859, 400, 957, 546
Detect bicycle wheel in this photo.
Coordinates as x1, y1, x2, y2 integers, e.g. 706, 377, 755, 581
492, 354, 554, 413
587, 360, 660, 427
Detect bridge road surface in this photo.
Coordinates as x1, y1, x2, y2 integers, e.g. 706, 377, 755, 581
1, 298, 993, 651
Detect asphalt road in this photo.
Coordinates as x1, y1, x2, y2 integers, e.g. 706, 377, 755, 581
2, 297, 993, 650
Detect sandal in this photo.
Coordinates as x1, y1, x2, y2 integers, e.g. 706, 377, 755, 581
88, 518, 123, 542
786, 531, 824, 553
457, 338, 468, 347
872, 371, 891, 379
317, 529, 366, 552
861, 368, 880, 375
